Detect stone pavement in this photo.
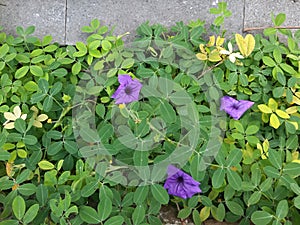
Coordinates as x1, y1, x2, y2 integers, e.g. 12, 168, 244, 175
0, 0, 299, 45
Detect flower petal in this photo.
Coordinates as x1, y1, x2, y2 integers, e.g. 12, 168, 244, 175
220, 96, 238, 111
118, 74, 132, 85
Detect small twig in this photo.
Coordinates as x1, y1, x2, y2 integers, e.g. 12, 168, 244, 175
244, 25, 300, 32
0, 3, 6, 6
175, 202, 187, 225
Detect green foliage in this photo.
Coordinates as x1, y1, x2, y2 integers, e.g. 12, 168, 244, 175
0, 6, 299, 225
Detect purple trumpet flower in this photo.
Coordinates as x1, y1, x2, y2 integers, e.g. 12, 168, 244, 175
220, 96, 254, 120
164, 165, 201, 199
112, 75, 142, 104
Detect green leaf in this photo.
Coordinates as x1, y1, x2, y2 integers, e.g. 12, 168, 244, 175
72, 62, 81, 75
38, 79, 49, 93
134, 185, 149, 204
14, 118, 26, 134
15, 66, 29, 79
24, 81, 38, 92
151, 184, 169, 204
245, 125, 259, 135
226, 149, 242, 167
73, 42, 87, 57
178, 208, 192, 219
23, 135, 37, 145
22, 204, 39, 224
268, 150, 282, 169
30, 65, 43, 76
0, 220, 19, 225
294, 196, 300, 209
38, 160, 55, 170
280, 63, 297, 74
0, 43, 9, 58
159, 100, 176, 123
247, 191, 262, 206
102, 40, 112, 51
43, 96, 53, 112
97, 198, 112, 222
227, 170, 242, 191
132, 205, 145, 225
81, 180, 98, 197
286, 135, 298, 150
12, 195, 26, 220
121, 58, 134, 69
104, 216, 124, 225
263, 166, 280, 178
0, 150, 11, 161
251, 211, 273, 225
79, 206, 101, 224
51, 68, 68, 77
262, 56, 276, 67
17, 183, 37, 196
259, 178, 273, 192
225, 200, 244, 216
276, 200, 288, 219
274, 13, 286, 26
283, 163, 300, 178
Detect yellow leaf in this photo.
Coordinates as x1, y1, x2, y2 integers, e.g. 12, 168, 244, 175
235, 34, 255, 57
270, 113, 281, 129
216, 36, 225, 46
207, 36, 215, 47
292, 95, 300, 105
286, 106, 298, 114
295, 92, 300, 98
38, 160, 55, 170
258, 104, 272, 114
200, 206, 211, 222
208, 50, 222, 62
199, 44, 206, 53
196, 53, 208, 61
257, 143, 267, 159
275, 109, 290, 119
292, 151, 299, 161
6, 162, 13, 177
268, 98, 278, 111
262, 139, 269, 154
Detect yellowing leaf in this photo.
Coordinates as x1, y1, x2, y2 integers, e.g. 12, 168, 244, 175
287, 121, 299, 130
257, 143, 267, 159
208, 50, 222, 62
207, 36, 215, 47
199, 44, 206, 53
235, 34, 255, 57
6, 162, 13, 177
275, 109, 290, 119
262, 113, 269, 123
270, 113, 281, 129
196, 53, 208, 61
216, 36, 225, 46
268, 98, 278, 111
200, 206, 211, 221
38, 160, 55, 170
292, 95, 300, 105
258, 104, 272, 114
286, 106, 298, 114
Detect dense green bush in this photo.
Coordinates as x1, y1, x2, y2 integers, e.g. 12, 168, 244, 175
0, 2, 300, 225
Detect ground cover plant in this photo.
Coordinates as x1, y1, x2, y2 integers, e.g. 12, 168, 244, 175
0, 2, 300, 225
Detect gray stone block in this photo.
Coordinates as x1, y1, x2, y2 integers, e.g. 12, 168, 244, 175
0, 0, 66, 44
244, 0, 300, 30
66, 0, 244, 45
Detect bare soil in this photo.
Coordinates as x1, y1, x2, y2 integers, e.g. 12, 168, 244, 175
160, 205, 239, 225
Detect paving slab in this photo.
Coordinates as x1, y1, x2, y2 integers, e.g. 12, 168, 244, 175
0, 0, 66, 44
244, 0, 300, 31
66, 0, 244, 45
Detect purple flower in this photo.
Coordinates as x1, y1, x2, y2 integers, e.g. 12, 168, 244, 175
164, 165, 201, 199
112, 75, 142, 104
220, 96, 254, 120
